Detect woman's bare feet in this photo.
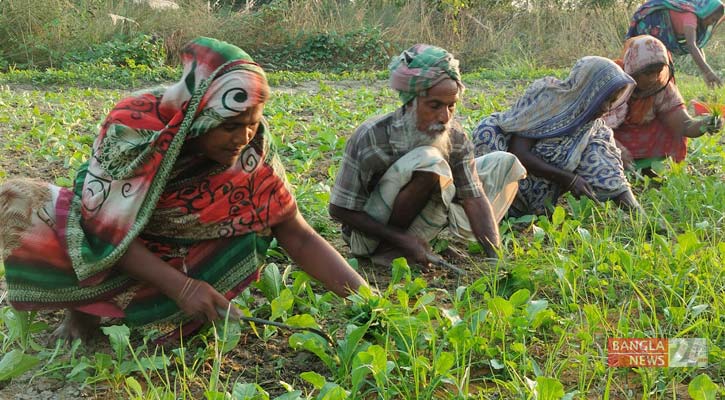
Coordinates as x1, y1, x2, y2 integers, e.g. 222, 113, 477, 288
49, 309, 100, 345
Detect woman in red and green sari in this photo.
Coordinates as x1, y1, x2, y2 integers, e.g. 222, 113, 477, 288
0, 37, 366, 342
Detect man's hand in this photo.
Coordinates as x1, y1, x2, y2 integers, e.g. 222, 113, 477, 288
461, 196, 501, 260
396, 233, 433, 266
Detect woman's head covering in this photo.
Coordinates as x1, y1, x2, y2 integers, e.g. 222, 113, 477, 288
68, 37, 281, 283
690, 0, 723, 19
631, 0, 723, 20
159, 37, 270, 138
493, 56, 634, 139
389, 44, 464, 104
608, 35, 680, 127
620, 35, 674, 99
621, 35, 672, 76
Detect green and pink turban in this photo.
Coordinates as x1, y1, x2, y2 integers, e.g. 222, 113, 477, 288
389, 44, 464, 104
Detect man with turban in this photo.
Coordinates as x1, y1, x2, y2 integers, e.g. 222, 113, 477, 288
329, 44, 526, 268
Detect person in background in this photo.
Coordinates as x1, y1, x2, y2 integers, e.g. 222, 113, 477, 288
472, 57, 644, 217
626, 0, 725, 88
329, 44, 525, 267
605, 35, 724, 175
0, 37, 366, 343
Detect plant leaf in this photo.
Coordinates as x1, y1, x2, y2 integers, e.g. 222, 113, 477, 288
101, 324, 130, 360
688, 374, 719, 400
0, 350, 39, 381
536, 376, 565, 400
300, 371, 326, 390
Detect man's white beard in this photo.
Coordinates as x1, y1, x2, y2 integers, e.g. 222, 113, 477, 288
399, 99, 452, 158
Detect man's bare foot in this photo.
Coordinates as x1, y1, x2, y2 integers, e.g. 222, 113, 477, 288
48, 309, 100, 345
370, 246, 404, 268
370, 245, 430, 272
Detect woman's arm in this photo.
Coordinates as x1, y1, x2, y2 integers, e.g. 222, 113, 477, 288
662, 107, 710, 138
116, 239, 234, 322
683, 25, 722, 88
614, 138, 634, 170
508, 135, 597, 200
273, 212, 366, 297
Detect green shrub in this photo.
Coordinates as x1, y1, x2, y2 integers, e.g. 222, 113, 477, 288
62, 34, 166, 68
257, 28, 394, 72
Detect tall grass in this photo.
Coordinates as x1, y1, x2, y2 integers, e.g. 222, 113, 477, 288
0, 0, 675, 71
0, 0, 224, 67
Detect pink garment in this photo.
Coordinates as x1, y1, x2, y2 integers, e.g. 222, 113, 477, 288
668, 10, 698, 35
614, 102, 687, 161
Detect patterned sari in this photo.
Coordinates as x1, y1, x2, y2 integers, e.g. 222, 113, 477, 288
0, 38, 296, 339
472, 57, 634, 216
626, 0, 724, 55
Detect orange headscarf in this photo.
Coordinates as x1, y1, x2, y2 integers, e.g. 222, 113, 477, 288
615, 35, 674, 125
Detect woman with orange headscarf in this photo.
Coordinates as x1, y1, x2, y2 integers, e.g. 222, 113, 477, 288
605, 35, 723, 175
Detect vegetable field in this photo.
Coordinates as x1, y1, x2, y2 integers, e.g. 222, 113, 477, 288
0, 68, 723, 399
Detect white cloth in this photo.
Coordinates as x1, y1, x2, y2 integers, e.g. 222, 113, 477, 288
348, 146, 526, 256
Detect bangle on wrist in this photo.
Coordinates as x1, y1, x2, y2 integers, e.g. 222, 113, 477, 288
566, 174, 579, 191
178, 277, 195, 301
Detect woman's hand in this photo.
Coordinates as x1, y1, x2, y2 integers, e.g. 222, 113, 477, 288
615, 140, 634, 170
566, 174, 598, 201
699, 114, 724, 134
273, 212, 366, 297
684, 26, 722, 89
174, 278, 240, 322
116, 239, 242, 323
704, 71, 723, 89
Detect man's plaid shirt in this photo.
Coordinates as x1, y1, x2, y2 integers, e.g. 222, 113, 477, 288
330, 107, 484, 212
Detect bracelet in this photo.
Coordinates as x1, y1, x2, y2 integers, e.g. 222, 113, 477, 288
177, 277, 195, 301
566, 174, 579, 191
184, 280, 200, 300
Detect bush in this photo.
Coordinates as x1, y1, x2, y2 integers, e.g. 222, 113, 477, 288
62, 34, 166, 68
256, 28, 394, 72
